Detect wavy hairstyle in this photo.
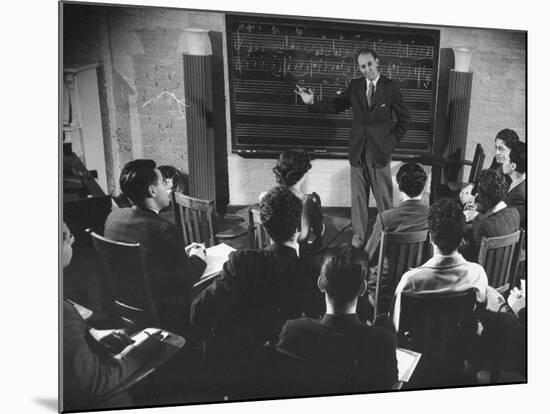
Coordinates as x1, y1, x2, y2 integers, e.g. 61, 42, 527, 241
475, 169, 508, 211
260, 186, 303, 243
273, 150, 312, 188
396, 162, 427, 198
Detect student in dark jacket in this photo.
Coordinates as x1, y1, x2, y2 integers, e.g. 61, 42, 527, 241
104, 159, 206, 333
191, 186, 313, 396
462, 169, 520, 262
62, 222, 161, 411
502, 141, 526, 229
275, 244, 398, 395
361, 162, 429, 319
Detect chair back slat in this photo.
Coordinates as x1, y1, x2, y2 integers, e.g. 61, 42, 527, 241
374, 230, 429, 321
478, 230, 521, 291
172, 191, 217, 247
468, 143, 486, 184
87, 229, 158, 327
248, 207, 271, 249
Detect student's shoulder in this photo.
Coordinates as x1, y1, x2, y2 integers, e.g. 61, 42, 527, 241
363, 324, 397, 347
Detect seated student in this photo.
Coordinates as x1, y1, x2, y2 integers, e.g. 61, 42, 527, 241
490, 128, 520, 182
271, 150, 324, 253
103, 159, 206, 333
275, 244, 398, 394
502, 140, 526, 229
459, 129, 520, 208
62, 222, 162, 411
191, 186, 313, 394
392, 198, 488, 332
462, 169, 520, 262
360, 162, 429, 319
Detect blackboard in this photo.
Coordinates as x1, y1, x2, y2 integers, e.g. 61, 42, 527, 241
226, 14, 440, 158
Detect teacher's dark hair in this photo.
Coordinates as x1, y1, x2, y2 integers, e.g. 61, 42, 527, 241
355, 48, 379, 61
273, 150, 312, 188
396, 162, 427, 198
119, 159, 158, 205
260, 186, 302, 243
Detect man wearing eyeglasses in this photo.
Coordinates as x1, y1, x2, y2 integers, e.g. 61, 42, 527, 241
295, 48, 409, 249
103, 159, 206, 333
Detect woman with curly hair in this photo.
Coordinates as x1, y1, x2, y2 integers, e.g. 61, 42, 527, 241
461, 168, 520, 262
271, 150, 325, 253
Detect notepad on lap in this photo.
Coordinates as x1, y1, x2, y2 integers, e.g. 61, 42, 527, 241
396, 347, 422, 382
199, 243, 236, 281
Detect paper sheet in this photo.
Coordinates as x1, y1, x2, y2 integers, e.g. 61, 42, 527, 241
200, 243, 236, 279
396, 347, 422, 382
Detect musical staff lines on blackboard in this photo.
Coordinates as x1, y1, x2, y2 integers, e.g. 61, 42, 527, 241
235, 101, 431, 123
227, 15, 439, 155
234, 80, 433, 103
232, 56, 433, 83
232, 32, 434, 59
236, 123, 429, 145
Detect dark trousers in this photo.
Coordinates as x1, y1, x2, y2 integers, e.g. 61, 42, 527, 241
350, 155, 393, 248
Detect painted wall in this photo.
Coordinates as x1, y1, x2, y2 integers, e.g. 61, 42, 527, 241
63, 4, 525, 205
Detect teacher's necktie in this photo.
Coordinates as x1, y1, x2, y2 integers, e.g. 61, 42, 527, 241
367, 81, 374, 107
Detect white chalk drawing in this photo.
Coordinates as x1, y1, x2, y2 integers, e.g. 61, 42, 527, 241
142, 91, 188, 119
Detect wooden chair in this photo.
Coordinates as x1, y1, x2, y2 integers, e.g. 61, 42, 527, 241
398, 289, 478, 387
87, 229, 159, 329
248, 207, 272, 249
477, 230, 522, 294
372, 230, 430, 322
172, 191, 247, 248
446, 143, 486, 192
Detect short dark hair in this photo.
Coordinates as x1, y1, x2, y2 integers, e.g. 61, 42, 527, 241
158, 165, 187, 193
495, 129, 520, 149
509, 141, 526, 174
476, 169, 508, 211
119, 159, 159, 205
396, 162, 427, 197
428, 198, 465, 254
273, 150, 312, 188
259, 186, 302, 243
355, 48, 378, 61
319, 244, 369, 305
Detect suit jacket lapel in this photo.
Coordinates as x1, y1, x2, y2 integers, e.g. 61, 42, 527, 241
357, 78, 368, 114
370, 75, 387, 108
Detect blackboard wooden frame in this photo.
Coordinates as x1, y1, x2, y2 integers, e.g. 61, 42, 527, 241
226, 13, 440, 159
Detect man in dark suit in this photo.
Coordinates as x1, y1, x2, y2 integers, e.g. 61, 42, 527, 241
191, 186, 311, 396
104, 159, 206, 333
296, 48, 410, 248
274, 244, 398, 395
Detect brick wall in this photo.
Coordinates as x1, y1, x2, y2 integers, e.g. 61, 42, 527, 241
63, 5, 525, 205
